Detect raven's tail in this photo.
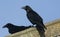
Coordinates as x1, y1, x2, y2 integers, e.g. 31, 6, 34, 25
39, 32, 45, 37
42, 23, 47, 30
36, 25, 45, 37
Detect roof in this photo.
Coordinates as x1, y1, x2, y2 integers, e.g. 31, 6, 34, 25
45, 19, 60, 27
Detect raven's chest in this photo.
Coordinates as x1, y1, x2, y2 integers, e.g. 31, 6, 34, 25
27, 13, 35, 18
26, 13, 38, 24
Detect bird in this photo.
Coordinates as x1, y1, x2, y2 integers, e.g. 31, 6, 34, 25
22, 5, 47, 37
3, 23, 33, 34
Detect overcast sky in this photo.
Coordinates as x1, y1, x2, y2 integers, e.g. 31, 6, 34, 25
0, 0, 60, 37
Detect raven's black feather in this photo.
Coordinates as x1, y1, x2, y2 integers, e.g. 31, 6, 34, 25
3, 23, 33, 34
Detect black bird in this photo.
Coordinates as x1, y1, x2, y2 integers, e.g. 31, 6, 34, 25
22, 5, 47, 37
3, 23, 33, 34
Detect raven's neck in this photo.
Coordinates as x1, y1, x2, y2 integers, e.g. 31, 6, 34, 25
26, 9, 34, 13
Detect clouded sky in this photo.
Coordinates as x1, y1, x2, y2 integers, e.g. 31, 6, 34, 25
0, 0, 60, 37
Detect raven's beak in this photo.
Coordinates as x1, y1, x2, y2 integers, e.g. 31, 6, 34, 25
3, 25, 6, 28
21, 7, 25, 9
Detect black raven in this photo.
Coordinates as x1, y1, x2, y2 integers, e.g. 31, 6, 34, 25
3, 23, 33, 34
22, 5, 47, 37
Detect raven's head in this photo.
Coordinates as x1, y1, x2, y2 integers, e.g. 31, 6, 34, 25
22, 5, 32, 12
3, 23, 13, 28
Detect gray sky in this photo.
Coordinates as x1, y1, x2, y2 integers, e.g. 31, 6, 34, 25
0, 0, 60, 37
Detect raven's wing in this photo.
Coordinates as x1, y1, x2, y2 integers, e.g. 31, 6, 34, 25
27, 11, 42, 24
33, 12, 47, 29
27, 11, 47, 29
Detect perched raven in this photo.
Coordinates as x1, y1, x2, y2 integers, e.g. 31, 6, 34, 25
22, 5, 47, 37
3, 23, 33, 34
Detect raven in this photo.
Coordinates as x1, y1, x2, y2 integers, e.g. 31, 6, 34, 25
22, 5, 47, 37
3, 23, 33, 34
